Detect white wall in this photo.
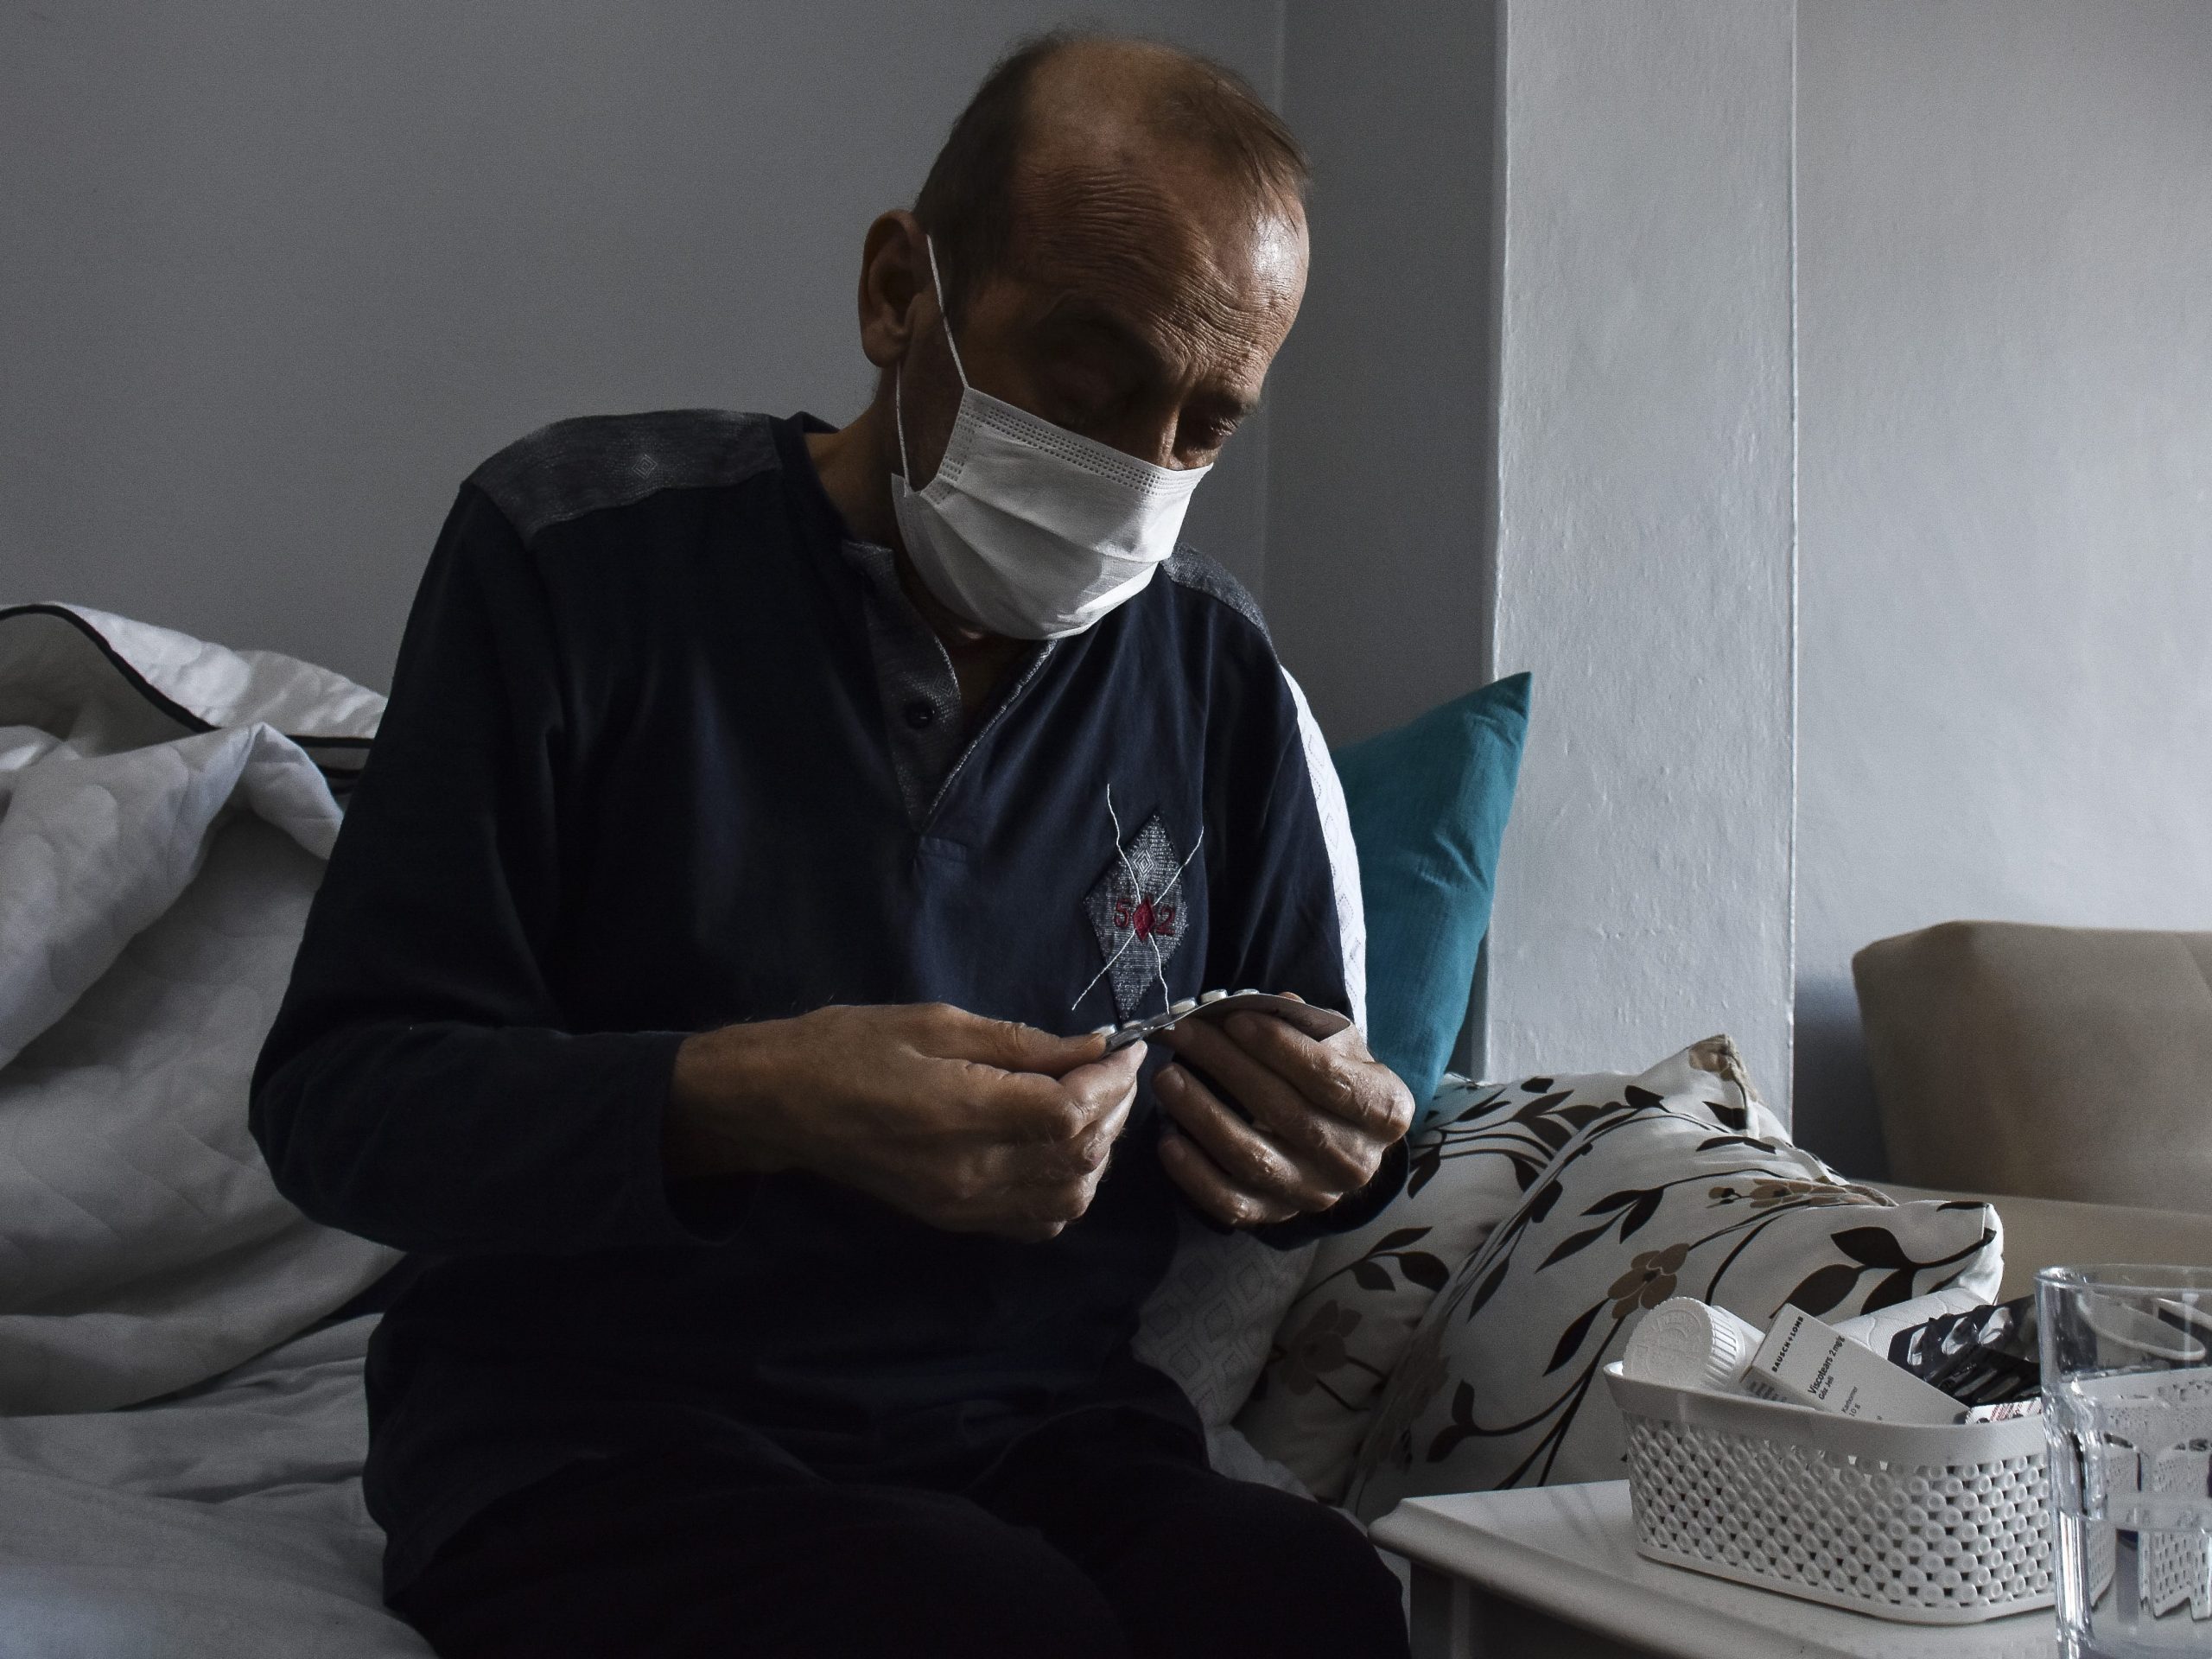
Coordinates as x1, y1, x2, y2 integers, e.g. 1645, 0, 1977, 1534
1794, 0, 2212, 1172
1266, 0, 1498, 748
0, 1, 1279, 694
1484, 0, 1799, 1106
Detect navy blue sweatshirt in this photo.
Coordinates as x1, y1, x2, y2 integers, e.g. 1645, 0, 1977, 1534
250, 410, 1405, 1594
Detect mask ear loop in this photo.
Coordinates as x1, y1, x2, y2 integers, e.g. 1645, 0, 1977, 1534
893, 362, 915, 486
894, 234, 969, 489
922, 236, 969, 385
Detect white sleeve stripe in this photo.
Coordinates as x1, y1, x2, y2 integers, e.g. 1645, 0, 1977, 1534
1281, 668, 1367, 1036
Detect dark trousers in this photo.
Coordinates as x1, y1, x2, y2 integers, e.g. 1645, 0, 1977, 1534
389, 1414, 1408, 1659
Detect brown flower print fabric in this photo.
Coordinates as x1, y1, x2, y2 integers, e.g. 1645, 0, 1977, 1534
1344, 1065, 2002, 1519
1238, 1037, 1800, 1502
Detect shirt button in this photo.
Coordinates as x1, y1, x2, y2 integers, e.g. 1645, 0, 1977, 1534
903, 700, 937, 730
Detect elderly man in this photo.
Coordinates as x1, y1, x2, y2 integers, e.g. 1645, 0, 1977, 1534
252, 29, 1413, 1659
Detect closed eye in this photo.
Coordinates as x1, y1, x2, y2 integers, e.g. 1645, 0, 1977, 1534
1179, 404, 1249, 460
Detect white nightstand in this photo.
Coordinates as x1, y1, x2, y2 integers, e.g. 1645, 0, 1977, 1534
1370, 1481, 2058, 1659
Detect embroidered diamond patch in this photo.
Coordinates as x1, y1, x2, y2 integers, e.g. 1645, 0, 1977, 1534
1083, 809, 1196, 1022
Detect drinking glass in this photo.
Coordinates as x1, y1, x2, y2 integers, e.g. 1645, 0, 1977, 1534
2043, 1265, 2212, 1657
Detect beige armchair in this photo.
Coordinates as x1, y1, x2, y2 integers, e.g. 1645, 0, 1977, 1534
1855, 919, 2212, 1292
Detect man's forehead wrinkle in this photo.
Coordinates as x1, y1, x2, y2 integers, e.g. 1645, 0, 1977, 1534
1009, 47, 1302, 269
1007, 163, 1213, 298
1000, 161, 1303, 379
1012, 260, 1274, 398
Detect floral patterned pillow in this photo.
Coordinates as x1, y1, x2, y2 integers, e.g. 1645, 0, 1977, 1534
1343, 1087, 2004, 1520
1236, 1036, 1771, 1501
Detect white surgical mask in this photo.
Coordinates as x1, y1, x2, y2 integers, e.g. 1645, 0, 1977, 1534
891, 238, 1210, 639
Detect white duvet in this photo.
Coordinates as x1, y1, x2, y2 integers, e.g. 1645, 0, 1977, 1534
0, 604, 427, 1656
0, 603, 396, 1413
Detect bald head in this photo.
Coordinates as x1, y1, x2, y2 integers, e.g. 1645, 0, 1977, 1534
913, 31, 1308, 327
1020, 35, 1306, 207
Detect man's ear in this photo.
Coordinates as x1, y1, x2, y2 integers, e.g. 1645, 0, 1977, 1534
857, 211, 931, 370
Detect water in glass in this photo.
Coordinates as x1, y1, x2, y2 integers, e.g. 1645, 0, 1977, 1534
2044, 1266, 2212, 1658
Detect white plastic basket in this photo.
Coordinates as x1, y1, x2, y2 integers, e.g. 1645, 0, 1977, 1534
1603, 1361, 2050, 1624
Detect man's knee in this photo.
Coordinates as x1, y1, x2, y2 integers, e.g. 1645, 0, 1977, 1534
1213, 1489, 1407, 1633
401, 1478, 1131, 1659
774, 1492, 1130, 1659
1109, 1482, 1408, 1658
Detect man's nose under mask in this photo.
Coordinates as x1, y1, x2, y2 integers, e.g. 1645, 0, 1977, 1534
891, 239, 1211, 640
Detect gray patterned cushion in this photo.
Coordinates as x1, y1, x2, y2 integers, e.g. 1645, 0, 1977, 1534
1132, 1208, 1316, 1428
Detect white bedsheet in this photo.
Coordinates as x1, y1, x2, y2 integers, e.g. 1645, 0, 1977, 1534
0, 1314, 429, 1657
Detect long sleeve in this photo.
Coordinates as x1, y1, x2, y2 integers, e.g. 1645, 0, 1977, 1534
249, 486, 740, 1256
1209, 715, 1409, 1249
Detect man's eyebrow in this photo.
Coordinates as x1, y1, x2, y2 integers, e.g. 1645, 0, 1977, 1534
1033, 296, 1168, 379
1033, 296, 1262, 422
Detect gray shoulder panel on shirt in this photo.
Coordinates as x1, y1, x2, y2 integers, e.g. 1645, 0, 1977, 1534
467, 410, 781, 543
1162, 545, 1272, 646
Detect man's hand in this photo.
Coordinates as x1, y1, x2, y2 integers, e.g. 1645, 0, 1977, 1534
1153, 1007, 1413, 1228
667, 1003, 1142, 1242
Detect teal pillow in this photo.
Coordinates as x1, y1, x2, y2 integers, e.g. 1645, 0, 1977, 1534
1332, 674, 1530, 1125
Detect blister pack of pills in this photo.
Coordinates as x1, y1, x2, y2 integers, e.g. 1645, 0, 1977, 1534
1091, 989, 1352, 1053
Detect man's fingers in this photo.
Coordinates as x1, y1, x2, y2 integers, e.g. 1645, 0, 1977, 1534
990, 1221, 1069, 1243
1158, 1128, 1299, 1228
1057, 1041, 1146, 1111
1169, 1012, 1403, 1141
942, 1040, 1138, 1142
1075, 1074, 1136, 1161
928, 1005, 1109, 1077
1154, 1064, 1338, 1212
1019, 1076, 1135, 1181
1158, 1021, 1375, 1185
1226, 1012, 1393, 1134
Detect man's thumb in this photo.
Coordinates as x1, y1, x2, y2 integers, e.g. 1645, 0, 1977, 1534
951, 1011, 1107, 1077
